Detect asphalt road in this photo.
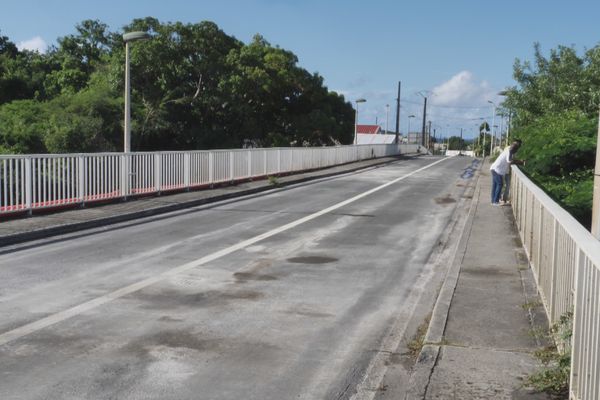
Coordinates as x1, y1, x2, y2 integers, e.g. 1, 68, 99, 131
0, 155, 478, 400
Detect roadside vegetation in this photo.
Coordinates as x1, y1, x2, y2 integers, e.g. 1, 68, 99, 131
526, 311, 573, 398
0, 18, 354, 155
502, 43, 600, 228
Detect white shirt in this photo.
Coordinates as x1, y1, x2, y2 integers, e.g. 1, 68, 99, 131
490, 147, 512, 175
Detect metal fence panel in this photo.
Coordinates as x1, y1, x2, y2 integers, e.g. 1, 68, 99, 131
0, 144, 420, 215
511, 166, 600, 399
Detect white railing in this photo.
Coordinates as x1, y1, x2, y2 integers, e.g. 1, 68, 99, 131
511, 166, 600, 400
0, 144, 420, 215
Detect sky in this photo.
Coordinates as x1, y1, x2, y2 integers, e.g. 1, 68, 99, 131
2, 0, 600, 140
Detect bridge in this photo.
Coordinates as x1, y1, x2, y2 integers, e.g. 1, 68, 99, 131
0, 145, 598, 399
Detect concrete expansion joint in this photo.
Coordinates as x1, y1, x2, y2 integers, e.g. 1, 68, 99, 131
421, 345, 442, 400
431, 342, 537, 355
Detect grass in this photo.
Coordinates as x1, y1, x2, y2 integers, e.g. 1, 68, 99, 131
267, 176, 280, 186
521, 300, 543, 310
525, 311, 572, 398
406, 316, 431, 360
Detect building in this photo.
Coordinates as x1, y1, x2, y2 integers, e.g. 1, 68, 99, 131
356, 125, 381, 135
355, 125, 401, 144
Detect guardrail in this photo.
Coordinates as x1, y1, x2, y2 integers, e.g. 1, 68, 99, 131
0, 144, 419, 215
511, 166, 600, 400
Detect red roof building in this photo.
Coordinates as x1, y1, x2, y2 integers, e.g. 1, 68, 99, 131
356, 125, 381, 134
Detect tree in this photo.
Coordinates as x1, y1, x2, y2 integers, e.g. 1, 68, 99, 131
503, 43, 600, 227
448, 136, 465, 151
0, 18, 354, 154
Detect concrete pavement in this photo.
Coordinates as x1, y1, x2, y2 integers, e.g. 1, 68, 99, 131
0, 154, 555, 398
403, 160, 552, 400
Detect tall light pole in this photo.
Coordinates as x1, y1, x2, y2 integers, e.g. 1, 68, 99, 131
592, 108, 600, 238
481, 122, 486, 158
408, 114, 415, 143
498, 90, 510, 147
385, 104, 390, 134
417, 91, 429, 146
354, 98, 366, 145
487, 100, 497, 157
123, 31, 150, 153
395, 81, 401, 144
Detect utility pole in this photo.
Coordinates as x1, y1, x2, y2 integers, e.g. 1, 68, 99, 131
421, 96, 427, 147
506, 111, 511, 147
395, 81, 401, 144
591, 108, 600, 238
481, 124, 486, 159
489, 102, 496, 156
459, 128, 463, 156
385, 104, 390, 135
427, 121, 432, 150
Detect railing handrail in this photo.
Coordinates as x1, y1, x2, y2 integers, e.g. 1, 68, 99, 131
512, 164, 600, 400
0, 143, 421, 215
512, 166, 600, 262
0, 143, 387, 159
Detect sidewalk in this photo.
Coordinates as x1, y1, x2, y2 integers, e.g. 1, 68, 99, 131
0, 155, 411, 247
406, 160, 552, 399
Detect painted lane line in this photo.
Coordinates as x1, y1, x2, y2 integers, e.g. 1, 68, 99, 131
0, 157, 449, 346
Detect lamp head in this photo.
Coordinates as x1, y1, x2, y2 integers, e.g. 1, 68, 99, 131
123, 31, 151, 43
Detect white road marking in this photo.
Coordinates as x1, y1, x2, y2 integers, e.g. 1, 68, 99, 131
0, 157, 449, 346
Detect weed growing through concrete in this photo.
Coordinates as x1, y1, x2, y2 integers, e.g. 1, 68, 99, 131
407, 316, 430, 360
267, 176, 280, 186
521, 300, 542, 310
525, 311, 572, 397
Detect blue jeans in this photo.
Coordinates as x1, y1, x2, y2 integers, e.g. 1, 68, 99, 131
502, 173, 511, 202
491, 170, 503, 204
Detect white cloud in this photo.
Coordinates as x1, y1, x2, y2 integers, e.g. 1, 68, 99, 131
17, 36, 48, 53
430, 71, 495, 107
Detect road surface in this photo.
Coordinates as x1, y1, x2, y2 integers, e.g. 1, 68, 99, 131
0, 155, 477, 400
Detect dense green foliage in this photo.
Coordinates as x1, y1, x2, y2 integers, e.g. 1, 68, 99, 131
526, 311, 572, 397
447, 135, 465, 150
0, 19, 354, 154
503, 43, 600, 227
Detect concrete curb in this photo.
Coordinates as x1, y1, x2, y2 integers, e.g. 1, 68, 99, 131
404, 160, 483, 400
0, 155, 416, 248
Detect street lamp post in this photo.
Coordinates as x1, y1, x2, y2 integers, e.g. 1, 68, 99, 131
407, 114, 415, 143
417, 91, 429, 146
385, 104, 390, 135
488, 100, 497, 157
354, 98, 366, 145
123, 31, 150, 153
498, 90, 510, 147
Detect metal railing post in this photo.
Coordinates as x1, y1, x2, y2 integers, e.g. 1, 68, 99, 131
78, 156, 86, 205
248, 150, 252, 178
230, 151, 234, 181
208, 152, 214, 184
120, 154, 128, 198
25, 157, 32, 213
569, 248, 584, 398
277, 148, 281, 173
263, 150, 267, 176
184, 153, 190, 190
549, 219, 559, 322
154, 153, 161, 193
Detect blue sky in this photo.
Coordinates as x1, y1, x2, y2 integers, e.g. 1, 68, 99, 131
2, 0, 600, 139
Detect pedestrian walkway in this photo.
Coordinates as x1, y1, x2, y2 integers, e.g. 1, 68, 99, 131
0, 155, 410, 247
405, 160, 552, 399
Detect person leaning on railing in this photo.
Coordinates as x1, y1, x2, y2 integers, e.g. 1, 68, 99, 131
489, 139, 525, 206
